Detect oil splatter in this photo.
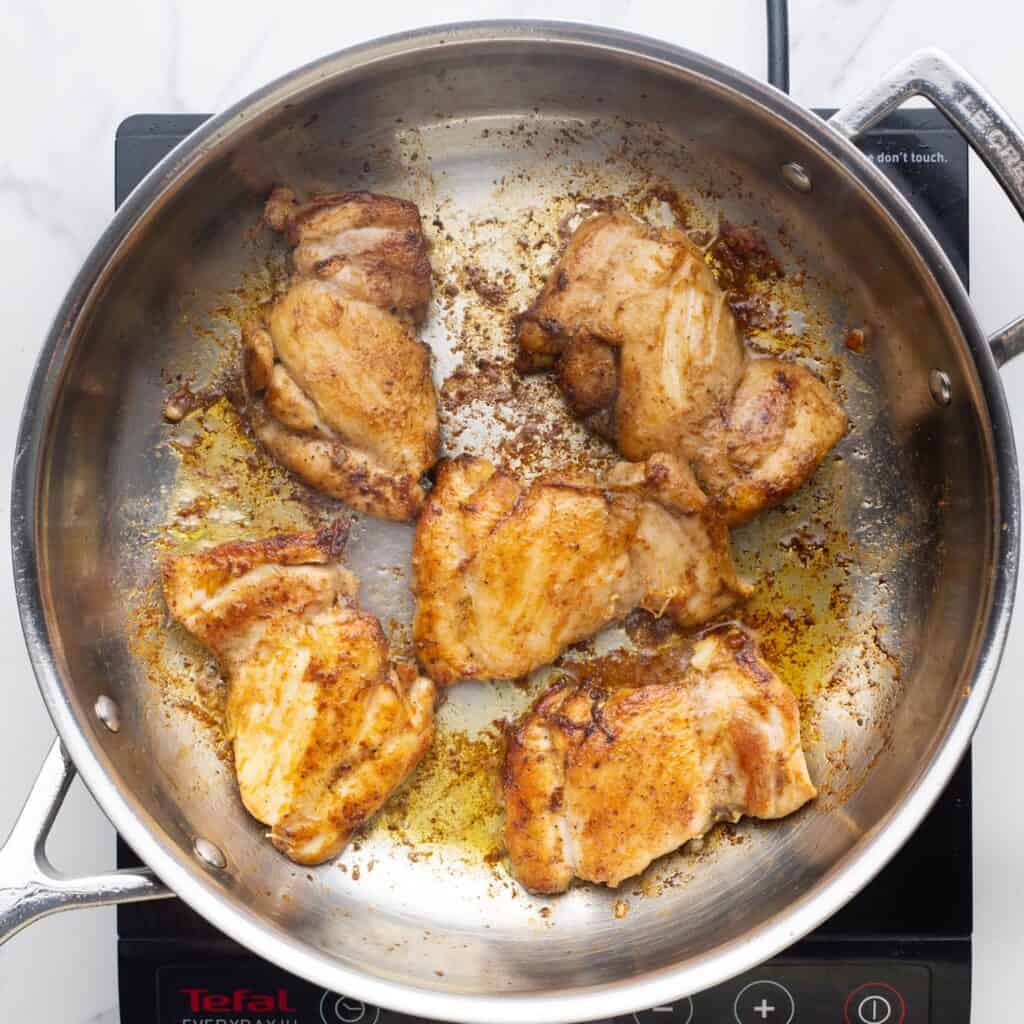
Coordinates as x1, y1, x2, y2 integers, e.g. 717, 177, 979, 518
374, 722, 504, 865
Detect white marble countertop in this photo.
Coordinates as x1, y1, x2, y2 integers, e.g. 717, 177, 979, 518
3, 1, 1024, 1020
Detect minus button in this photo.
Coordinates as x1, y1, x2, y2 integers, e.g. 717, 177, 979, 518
632, 996, 694, 1023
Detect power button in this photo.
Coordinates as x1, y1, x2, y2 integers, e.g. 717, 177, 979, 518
844, 982, 906, 1024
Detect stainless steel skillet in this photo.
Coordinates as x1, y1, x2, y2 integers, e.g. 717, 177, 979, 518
3, 21, 1024, 1024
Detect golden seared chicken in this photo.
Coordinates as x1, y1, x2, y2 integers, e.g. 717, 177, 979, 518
244, 188, 440, 521
163, 528, 435, 865
412, 452, 750, 685
696, 358, 850, 525
502, 628, 816, 893
516, 211, 847, 524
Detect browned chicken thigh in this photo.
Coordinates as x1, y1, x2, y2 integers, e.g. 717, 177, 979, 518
244, 188, 440, 521
264, 189, 433, 318
516, 211, 846, 524
163, 528, 435, 865
412, 452, 750, 685
696, 358, 850, 525
502, 628, 816, 893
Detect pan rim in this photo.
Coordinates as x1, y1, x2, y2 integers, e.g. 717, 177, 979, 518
10, 20, 1019, 1024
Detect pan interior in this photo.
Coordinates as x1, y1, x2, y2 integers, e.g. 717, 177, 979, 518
33, 37, 995, 1002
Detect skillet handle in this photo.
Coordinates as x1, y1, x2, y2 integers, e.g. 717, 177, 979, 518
0, 739, 173, 945
829, 48, 1024, 365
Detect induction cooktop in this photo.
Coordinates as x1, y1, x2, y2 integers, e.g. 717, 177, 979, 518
112, 106, 971, 1024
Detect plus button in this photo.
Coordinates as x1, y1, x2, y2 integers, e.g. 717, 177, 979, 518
734, 980, 795, 1024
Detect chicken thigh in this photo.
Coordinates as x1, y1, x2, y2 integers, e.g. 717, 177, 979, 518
244, 188, 440, 521
412, 452, 750, 685
502, 628, 816, 893
163, 528, 435, 865
696, 358, 850, 525
516, 211, 846, 524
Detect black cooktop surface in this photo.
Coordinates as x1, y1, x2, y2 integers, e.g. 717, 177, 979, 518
115, 109, 971, 1024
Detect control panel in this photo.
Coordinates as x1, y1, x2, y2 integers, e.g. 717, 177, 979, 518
623, 963, 926, 1023
152, 960, 930, 1024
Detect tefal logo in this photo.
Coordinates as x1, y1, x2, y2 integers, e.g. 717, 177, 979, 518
182, 987, 298, 1013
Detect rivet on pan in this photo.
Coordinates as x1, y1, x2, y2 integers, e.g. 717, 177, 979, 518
94, 695, 121, 733
929, 369, 952, 406
781, 162, 812, 193
193, 837, 227, 870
